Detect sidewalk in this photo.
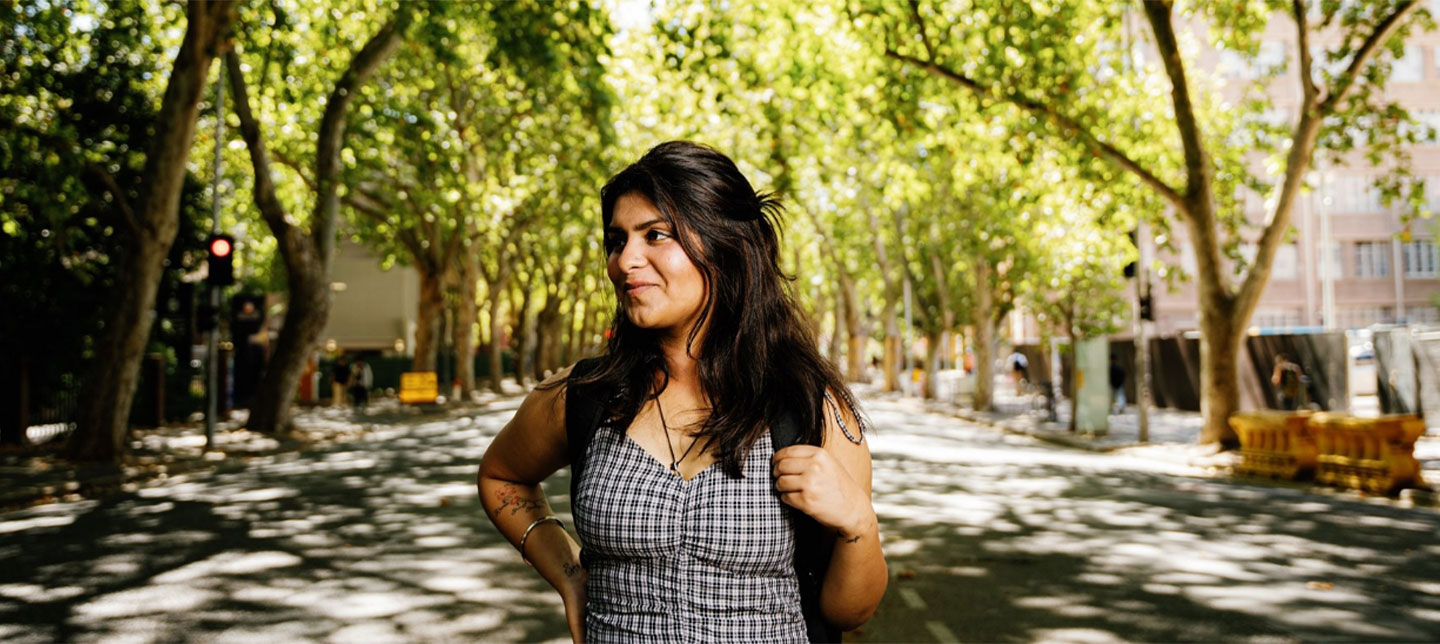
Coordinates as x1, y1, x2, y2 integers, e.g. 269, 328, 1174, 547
0, 387, 527, 512
905, 381, 1440, 509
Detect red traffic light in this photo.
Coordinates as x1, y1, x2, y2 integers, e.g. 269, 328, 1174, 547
208, 236, 233, 258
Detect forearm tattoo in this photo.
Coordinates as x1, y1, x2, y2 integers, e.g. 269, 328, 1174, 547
563, 561, 583, 577
843, 534, 863, 544
493, 485, 545, 517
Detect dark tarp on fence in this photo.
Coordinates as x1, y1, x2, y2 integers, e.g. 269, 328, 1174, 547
1375, 328, 1420, 414
1244, 332, 1348, 412
1148, 336, 1202, 411
1376, 327, 1440, 423
1418, 332, 1440, 426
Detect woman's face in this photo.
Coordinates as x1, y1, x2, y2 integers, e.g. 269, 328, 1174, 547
605, 193, 707, 339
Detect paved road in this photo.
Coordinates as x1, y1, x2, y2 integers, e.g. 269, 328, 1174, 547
2, 397, 1438, 643
862, 396, 1440, 643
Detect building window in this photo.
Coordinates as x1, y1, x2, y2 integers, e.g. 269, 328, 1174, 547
1354, 241, 1390, 278
1327, 175, 1385, 213
1403, 240, 1439, 278
1272, 244, 1298, 280
1393, 45, 1424, 82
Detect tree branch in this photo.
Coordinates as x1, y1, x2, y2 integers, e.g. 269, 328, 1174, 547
1141, 1, 1211, 208
83, 162, 140, 235
1318, 0, 1419, 113
1292, 0, 1320, 106
310, 15, 405, 261
226, 50, 295, 243
883, 49, 1188, 213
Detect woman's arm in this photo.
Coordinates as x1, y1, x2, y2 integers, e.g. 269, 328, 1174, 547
477, 366, 588, 642
772, 396, 887, 631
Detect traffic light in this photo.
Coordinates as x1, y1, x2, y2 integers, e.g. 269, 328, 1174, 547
1138, 293, 1154, 321
207, 234, 235, 286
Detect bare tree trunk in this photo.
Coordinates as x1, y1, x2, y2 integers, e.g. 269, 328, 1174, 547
1199, 296, 1243, 447
924, 330, 941, 399
454, 254, 479, 397
972, 259, 996, 412
828, 288, 846, 371
486, 283, 508, 394
577, 297, 602, 360
70, 1, 237, 462
513, 279, 536, 389
227, 18, 404, 434
412, 267, 443, 372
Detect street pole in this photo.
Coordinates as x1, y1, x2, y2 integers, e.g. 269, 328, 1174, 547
1122, 5, 1149, 442
206, 62, 226, 451
1319, 156, 1335, 330
903, 277, 913, 397
1135, 221, 1150, 443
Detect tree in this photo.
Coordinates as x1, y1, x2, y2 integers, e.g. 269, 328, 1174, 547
227, 5, 409, 434
877, 0, 1433, 445
47, 0, 237, 462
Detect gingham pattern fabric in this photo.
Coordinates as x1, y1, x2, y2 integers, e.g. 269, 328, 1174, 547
574, 421, 808, 644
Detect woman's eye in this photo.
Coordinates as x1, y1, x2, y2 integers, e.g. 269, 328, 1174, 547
646, 229, 671, 242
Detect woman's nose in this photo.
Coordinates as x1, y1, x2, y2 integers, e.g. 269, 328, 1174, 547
617, 238, 645, 270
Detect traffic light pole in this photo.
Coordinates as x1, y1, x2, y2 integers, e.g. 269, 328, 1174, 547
206, 61, 226, 451
1135, 221, 1150, 444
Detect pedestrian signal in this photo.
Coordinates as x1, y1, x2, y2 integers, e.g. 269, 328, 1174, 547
207, 234, 235, 286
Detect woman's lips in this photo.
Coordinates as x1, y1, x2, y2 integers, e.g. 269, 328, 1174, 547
625, 282, 655, 295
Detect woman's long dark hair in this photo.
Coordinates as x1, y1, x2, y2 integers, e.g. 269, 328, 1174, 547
573, 140, 863, 477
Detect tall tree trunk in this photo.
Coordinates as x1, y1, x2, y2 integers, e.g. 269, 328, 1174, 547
972, 259, 996, 412
837, 277, 866, 383
828, 288, 846, 372
454, 253, 479, 398
576, 297, 602, 360
70, 1, 237, 462
513, 280, 536, 388
487, 282, 508, 394
227, 18, 404, 434
412, 266, 444, 372
882, 308, 901, 392
924, 330, 941, 399
1199, 295, 1243, 447
248, 264, 328, 434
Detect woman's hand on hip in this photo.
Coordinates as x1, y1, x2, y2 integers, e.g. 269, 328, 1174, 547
772, 444, 874, 538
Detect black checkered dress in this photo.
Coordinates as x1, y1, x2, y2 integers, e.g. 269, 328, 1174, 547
574, 422, 808, 643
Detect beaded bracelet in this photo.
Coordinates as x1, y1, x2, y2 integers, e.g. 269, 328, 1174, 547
519, 516, 564, 566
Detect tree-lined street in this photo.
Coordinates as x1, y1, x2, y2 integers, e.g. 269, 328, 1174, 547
3, 394, 1438, 643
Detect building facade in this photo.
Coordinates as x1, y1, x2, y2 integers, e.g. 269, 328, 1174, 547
1148, 4, 1440, 335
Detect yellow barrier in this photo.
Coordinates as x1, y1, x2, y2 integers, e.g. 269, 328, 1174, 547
1229, 411, 1317, 480
399, 371, 439, 405
1307, 413, 1426, 495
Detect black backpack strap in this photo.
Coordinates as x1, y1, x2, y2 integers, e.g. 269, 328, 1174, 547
565, 357, 608, 515
772, 407, 841, 644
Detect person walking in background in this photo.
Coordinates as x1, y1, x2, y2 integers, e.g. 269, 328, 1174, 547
348, 357, 373, 412
330, 356, 351, 408
1007, 350, 1029, 396
1109, 354, 1127, 414
1272, 353, 1306, 411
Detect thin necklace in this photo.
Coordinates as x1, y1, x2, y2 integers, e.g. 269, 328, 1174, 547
654, 393, 701, 474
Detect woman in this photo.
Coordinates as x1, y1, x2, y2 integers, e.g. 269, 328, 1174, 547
477, 141, 886, 643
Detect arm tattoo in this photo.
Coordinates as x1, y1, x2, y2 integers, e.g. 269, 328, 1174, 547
843, 534, 863, 544
493, 485, 545, 517
563, 561, 583, 577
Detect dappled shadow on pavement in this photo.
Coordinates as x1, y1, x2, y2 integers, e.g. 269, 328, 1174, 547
859, 401, 1440, 643
0, 402, 573, 643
